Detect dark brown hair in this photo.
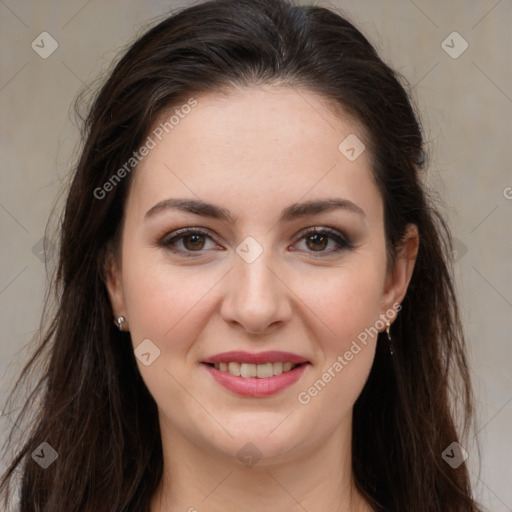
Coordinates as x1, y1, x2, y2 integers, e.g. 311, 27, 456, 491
1, 0, 482, 510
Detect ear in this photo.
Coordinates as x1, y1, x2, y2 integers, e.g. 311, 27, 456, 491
379, 223, 419, 323
104, 246, 128, 326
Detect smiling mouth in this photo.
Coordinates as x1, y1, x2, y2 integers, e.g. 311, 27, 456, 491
202, 360, 310, 397
204, 361, 304, 378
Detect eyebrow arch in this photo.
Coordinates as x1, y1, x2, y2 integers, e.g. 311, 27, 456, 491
144, 197, 366, 223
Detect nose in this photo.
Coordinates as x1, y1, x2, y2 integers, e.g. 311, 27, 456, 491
220, 245, 293, 336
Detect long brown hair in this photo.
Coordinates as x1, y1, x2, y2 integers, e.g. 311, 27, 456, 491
0, 0, 482, 510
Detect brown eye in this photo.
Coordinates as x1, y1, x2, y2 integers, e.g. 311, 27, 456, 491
159, 228, 219, 257
294, 227, 352, 256
305, 233, 329, 251
182, 233, 206, 251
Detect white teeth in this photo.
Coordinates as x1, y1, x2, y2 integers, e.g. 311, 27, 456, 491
256, 363, 274, 379
240, 363, 257, 378
213, 361, 299, 378
256, 362, 273, 378
228, 362, 241, 376
283, 362, 294, 372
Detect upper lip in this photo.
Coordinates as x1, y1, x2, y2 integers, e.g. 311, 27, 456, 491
202, 350, 309, 365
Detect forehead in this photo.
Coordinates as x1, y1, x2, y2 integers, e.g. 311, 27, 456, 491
127, 85, 382, 226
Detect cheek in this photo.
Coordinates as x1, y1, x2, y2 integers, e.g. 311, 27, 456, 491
292, 268, 382, 422
120, 250, 221, 422
288, 259, 385, 347
121, 248, 220, 344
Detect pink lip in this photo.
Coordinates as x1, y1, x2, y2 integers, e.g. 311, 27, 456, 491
202, 350, 309, 365
202, 362, 310, 398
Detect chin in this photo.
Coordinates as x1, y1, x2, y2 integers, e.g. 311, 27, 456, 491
205, 414, 312, 465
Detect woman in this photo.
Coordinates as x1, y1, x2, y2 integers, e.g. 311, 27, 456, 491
0, 0, 483, 510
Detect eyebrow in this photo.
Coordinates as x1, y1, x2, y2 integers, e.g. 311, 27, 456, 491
144, 197, 366, 223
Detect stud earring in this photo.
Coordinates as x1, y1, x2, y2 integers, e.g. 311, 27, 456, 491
115, 316, 126, 332
386, 321, 393, 355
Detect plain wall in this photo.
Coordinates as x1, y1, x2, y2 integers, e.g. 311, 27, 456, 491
1, 1, 511, 510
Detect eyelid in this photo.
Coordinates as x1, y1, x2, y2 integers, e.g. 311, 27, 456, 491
294, 226, 353, 254
158, 225, 353, 257
158, 227, 220, 257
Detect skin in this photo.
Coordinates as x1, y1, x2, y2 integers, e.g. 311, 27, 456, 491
105, 85, 419, 512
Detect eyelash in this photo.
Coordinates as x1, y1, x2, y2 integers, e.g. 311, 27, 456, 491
158, 227, 353, 258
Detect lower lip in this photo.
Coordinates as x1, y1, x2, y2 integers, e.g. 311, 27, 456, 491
202, 363, 309, 397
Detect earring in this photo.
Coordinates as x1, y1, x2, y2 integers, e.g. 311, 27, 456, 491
115, 316, 126, 332
386, 321, 394, 356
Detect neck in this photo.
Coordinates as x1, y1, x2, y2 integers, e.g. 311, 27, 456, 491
150, 413, 373, 512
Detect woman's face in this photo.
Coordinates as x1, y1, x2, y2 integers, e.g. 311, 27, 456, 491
106, 85, 417, 464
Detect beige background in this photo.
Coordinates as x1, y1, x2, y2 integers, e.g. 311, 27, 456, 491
1, 0, 511, 510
